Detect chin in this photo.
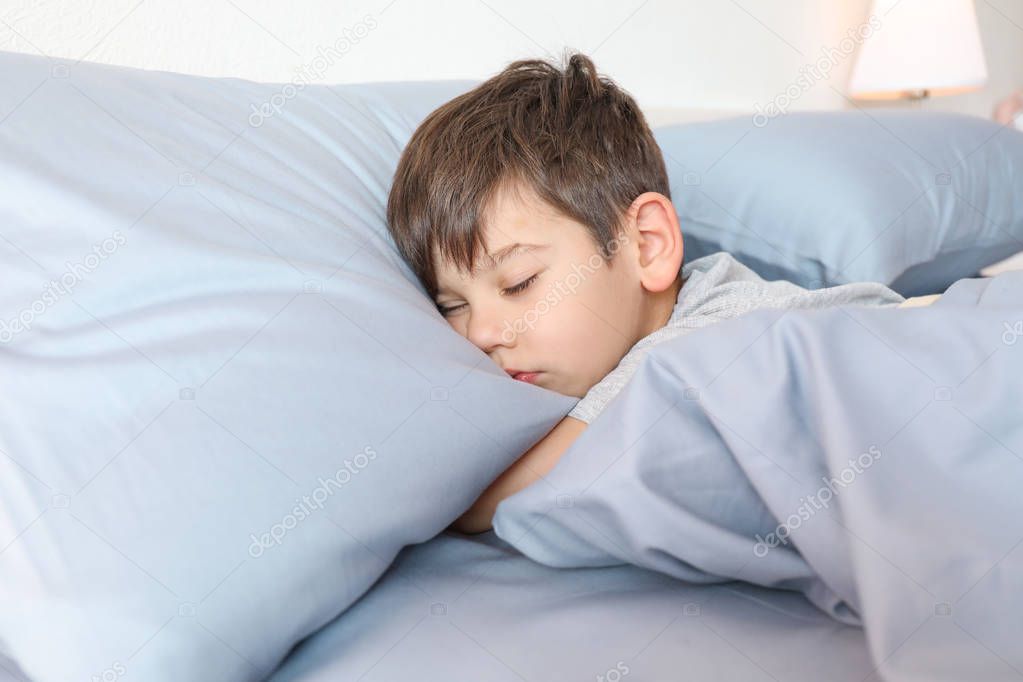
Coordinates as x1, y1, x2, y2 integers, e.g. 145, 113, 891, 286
556, 381, 588, 399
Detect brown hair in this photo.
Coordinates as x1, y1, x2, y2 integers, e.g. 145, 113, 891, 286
386, 50, 672, 300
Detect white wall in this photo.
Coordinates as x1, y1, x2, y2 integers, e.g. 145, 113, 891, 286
1, 0, 1021, 120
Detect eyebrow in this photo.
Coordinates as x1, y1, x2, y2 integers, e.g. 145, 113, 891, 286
479, 242, 544, 270
436, 242, 547, 296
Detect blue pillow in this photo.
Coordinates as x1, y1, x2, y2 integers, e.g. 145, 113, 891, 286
0, 51, 572, 681
655, 111, 1023, 296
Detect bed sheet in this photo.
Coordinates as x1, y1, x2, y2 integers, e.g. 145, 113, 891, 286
268, 530, 873, 682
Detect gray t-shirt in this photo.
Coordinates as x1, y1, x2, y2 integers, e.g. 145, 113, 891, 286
567, 251, 905, 424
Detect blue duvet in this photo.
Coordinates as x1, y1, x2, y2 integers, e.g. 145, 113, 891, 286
494, 271, 1023, 681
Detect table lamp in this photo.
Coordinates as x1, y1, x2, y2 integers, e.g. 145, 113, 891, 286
849, 0, 987, 101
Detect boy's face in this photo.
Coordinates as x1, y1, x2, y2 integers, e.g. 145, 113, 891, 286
433, 182, 654, 398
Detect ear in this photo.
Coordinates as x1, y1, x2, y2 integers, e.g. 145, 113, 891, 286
628, 192, 684, 293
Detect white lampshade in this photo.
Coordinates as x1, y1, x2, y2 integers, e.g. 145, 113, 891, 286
849, 0, 987, 99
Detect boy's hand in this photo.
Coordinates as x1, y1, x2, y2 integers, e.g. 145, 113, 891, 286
899, 294, 940, 308
449, 416, 587, 534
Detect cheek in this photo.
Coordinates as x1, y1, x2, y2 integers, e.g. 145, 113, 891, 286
532, 272, 600, 333
536, 298, 614, 359
565, 281, 636, 358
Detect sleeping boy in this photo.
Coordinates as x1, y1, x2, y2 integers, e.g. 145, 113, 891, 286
386, 51, 935, 534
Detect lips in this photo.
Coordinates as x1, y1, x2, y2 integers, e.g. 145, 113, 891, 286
505, 369, 542, 384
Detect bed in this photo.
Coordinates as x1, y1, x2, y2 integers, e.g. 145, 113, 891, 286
2, 48, 1022, 682
0, 527, 876, 681
267, 531, 875, 681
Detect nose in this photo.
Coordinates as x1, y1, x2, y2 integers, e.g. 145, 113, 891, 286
464, 304, 516, 353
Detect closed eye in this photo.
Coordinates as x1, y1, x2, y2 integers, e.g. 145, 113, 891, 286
437, 302, 465, 316
502, 273, 538, 296
436, 273, 540, 317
